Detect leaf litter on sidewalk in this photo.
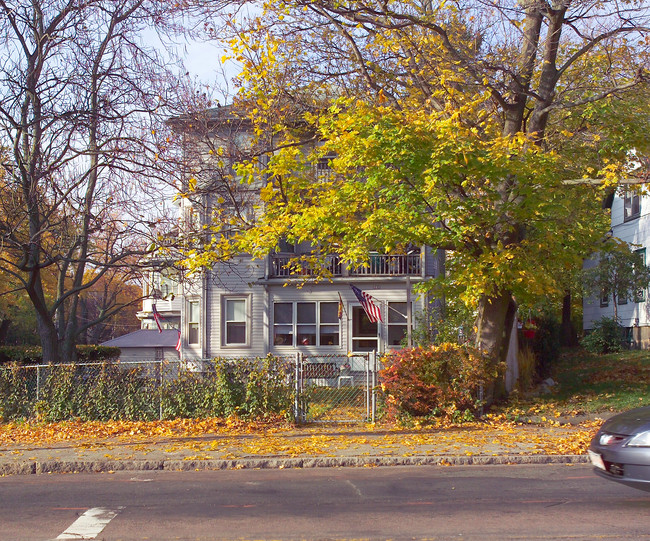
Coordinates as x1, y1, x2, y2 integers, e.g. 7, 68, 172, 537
0, 413, 600, 460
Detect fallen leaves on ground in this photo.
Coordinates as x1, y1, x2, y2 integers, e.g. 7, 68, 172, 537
0, 414, 601, 460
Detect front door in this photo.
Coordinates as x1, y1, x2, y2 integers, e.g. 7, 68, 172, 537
351, 306, 379, 352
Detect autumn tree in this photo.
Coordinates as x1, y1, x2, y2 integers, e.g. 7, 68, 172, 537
0, 0, 194, 362
188, 0, 650, 364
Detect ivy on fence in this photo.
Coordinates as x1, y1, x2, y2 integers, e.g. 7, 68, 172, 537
0, 356, 294, 423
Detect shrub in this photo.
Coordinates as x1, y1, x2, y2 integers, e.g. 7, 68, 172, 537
0, 345, 120, 365
581, 317, 626, 354
0, 363, 32, 421
517, 346, 536, 392
379, 344, 504, 421
1, 355, 294, 422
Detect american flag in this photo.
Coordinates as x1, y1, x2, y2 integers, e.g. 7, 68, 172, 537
175, 329, 182, 352
152, 304, 163, 333
350, 285, 382, 323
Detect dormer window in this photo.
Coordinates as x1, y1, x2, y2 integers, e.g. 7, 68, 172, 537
624, 191, 640, 221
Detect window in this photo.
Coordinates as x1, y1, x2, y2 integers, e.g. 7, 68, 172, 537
387, 302, 411, 346
160, 274, 178, 299
225, 298, 247, 345
600, 290, 609, 307
320, 302, 340, 346
273, 301, 339, 346
624, 191, 640, 221
297, 302, 316, 345
352, 306, 378, 352
188, 300, 200, 345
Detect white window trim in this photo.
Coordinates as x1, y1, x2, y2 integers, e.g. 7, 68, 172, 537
222, 295, 251, 348
272, 301, 341, 348
187, 298, 201, 347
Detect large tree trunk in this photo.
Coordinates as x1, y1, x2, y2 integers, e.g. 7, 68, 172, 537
474, 290, 517, 401
474, 290, 517, 361
36, 312, 60, 364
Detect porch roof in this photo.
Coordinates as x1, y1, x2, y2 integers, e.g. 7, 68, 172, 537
101, 329, 179, 349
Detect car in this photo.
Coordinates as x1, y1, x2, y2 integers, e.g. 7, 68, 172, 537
589, 406, 650, 492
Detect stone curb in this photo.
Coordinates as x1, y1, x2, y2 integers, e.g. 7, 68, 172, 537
0, 454, 589, 476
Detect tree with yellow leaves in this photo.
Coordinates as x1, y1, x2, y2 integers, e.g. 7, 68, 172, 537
189, 0, 650, 365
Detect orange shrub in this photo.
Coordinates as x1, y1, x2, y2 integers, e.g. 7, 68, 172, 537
379, 344, 503, 420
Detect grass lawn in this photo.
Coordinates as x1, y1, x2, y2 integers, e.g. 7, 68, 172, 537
500, 348, 650, 419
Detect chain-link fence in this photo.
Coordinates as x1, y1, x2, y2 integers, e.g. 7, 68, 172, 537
295, 353, 377, 423
0, 354, 377, 424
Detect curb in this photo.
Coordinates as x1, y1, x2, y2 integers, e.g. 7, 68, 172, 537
0, 454, 589, 476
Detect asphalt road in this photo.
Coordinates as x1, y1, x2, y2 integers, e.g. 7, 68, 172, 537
1, 464, 649, 541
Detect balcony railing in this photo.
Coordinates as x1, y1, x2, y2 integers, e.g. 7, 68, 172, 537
349, 254, 421, 276
269, 253, 421, 278
271, 255, 342, 277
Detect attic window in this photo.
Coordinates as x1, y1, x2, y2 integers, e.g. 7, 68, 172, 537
624, 191, 640, 221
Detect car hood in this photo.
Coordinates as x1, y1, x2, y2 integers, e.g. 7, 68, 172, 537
600, 406, 650, 436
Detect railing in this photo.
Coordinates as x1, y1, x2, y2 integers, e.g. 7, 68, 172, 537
348, 254, 421, 276
270, 253, 421, 278
271, 255, 342, 277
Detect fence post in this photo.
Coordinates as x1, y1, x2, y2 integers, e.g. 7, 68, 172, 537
365, 353, 371, 422
371, 351, 377, 423
158, 360, 163, 421
36, 365, 41, 402
293, 352, 301, 424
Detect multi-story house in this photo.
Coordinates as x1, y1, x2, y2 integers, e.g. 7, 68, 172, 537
583, 175, 650, 348
109, 106, 445, 362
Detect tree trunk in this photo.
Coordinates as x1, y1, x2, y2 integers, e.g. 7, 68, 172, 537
474, 290, 517, 361
37, 312, 60, 364
474, 290, 516, 402
0, 319, 9, 345
560, 290, 577, 347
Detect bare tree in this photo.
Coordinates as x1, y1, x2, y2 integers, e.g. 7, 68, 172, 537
0, 0, 192, 362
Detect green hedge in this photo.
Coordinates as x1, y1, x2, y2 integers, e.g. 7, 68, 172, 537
0, 345, 121, 365
0, 355, 294, 422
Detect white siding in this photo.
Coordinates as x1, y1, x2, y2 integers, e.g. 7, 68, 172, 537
584, 189, 650, 330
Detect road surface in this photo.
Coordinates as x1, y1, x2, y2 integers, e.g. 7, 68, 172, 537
1, 464, 648, 540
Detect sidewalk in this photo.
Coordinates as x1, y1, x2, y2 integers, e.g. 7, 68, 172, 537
0, 416, 604, 475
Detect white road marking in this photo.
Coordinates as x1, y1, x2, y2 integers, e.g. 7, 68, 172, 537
53, 507, 123, 540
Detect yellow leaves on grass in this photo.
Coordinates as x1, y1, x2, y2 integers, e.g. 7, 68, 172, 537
0, 416, 289, 446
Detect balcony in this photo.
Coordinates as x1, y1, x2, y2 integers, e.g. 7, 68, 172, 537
269, 253, 421, 278
349, 253, 421, 276
271, 255, 342, 277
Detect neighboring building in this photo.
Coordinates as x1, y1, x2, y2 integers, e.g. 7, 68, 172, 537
133, 106, 445, 361
583, 180, 650, 348
101, 329, 181, 362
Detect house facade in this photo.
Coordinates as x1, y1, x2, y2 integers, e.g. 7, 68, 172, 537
583, 186, 650, 347
138, 251, 443, 361
131, 107, 445, 361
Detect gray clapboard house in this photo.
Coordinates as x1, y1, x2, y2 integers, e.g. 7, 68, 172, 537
130, 106, 445, 362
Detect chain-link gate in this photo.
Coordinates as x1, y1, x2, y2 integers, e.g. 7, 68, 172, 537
293, 352, 377, 423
